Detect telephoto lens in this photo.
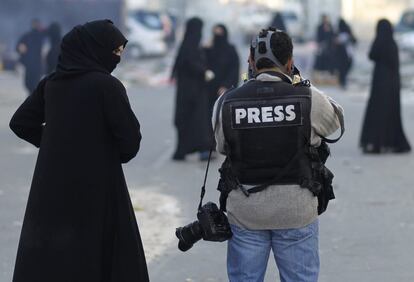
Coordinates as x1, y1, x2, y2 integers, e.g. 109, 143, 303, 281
175, 221, 203, 252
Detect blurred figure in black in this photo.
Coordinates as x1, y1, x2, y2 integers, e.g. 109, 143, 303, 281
205, 24, 240, 115
270, 12, 286, 32
314, 14, 335, 73
171, 17, 214, 161
46, 22, 61, 74
16, 19, 45, 95
360, 19, 411, 153
334, 18, 357, 89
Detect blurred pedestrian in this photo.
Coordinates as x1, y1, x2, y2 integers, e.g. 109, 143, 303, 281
10, 20, 149, 281
314, 14, 335, 73
45, 22, 61, 74
205, 24, 239, 115
16, 18, 45, 95
270, 12, 286, 32
360, 19, 411, 153
171, 17, 214, 161
334, 18, 357, 89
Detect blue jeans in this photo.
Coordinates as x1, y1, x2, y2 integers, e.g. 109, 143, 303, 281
227, 220, 319, 282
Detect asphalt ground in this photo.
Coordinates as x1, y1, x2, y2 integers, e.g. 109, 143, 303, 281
1, 60, 414, 281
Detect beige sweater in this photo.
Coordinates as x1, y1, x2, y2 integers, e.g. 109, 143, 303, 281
212, 72, 344, 230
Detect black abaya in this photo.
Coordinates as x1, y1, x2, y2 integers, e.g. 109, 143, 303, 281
360, 19, 411, 153
314, 21, 335, 72
171, 17, 211, 159
10, 20, 149, 282
334, 19, 357, 88
16, 28, 44, 94
205, 24, 240, 113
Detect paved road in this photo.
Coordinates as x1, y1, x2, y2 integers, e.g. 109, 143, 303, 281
1, 68, 414, 282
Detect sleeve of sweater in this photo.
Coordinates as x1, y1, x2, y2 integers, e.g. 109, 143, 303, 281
310, 85, 344, 146
212, 95, 226, 154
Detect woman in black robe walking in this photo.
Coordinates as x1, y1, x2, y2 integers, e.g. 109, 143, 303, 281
171, 17, 212, 160
334, 18, 357, 89
314, 14, 335, 73
360, 19, 411, 153
16, 19, 45, 95
10, 20, 149, 281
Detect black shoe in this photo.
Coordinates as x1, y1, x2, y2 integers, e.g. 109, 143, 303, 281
172, 153, 185, 161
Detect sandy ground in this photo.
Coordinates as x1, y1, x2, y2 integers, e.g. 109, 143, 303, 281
130, 188, 183, 263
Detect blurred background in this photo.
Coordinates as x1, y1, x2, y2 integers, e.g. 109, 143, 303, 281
1, 0, 414, 281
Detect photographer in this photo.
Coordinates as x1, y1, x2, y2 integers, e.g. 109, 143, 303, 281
212, 29, 344, 282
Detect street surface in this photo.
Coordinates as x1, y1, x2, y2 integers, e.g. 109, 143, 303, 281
1, 51, 414, 281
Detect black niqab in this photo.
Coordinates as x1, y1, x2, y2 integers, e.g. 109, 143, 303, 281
172, 17, 203, 74
338, 19, 350, 34
52, 19, 127, 80
376, 19, 393, 41
181, 17, 203, 48
213, 24, 229, 48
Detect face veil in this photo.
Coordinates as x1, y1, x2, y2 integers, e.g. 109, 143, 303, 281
52, 19, 127, 80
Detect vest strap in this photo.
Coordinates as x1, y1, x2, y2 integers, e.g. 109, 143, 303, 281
246, 148, 304, 195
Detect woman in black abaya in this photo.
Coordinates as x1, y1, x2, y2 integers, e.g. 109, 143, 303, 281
360, 19, 411, 153
334, 18, 357, 89
171, 17, 212, 160
205, 24, 239, 116
10, 20, 149, 281
314, 14, 335, 73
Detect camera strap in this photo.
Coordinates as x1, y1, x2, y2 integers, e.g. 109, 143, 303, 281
198, 92, 228, 211
198, 148, 213, 211
318, 103, 344, 144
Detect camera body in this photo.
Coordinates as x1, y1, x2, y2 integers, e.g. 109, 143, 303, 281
176, 202, 232, 252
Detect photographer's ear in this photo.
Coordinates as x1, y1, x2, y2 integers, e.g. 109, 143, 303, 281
285, 57, 294, 75
248, 54, 257, 72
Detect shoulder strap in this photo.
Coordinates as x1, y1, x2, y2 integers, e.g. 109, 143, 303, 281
246, 148, 304, 194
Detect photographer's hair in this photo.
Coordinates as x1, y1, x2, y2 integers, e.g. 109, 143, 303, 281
250, 28, 293, 70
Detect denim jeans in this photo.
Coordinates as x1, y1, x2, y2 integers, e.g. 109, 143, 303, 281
227, 220, 319, 282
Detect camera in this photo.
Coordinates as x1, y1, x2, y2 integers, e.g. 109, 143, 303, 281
175, 202, 233, 252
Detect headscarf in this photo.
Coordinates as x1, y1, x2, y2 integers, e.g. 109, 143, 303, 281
376, 19, 394, 42
171, 17, 203, 78
212, 24, 229, 48
181, 17, 203, 49
51, 19, 127, 80
338, 19, 351, 34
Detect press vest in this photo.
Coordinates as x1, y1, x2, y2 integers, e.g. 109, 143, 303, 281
221, 75, 313, 185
